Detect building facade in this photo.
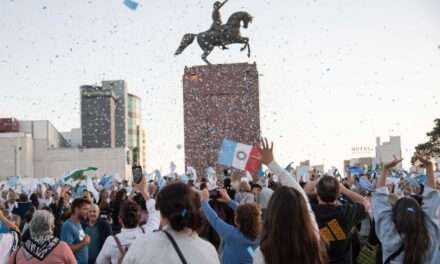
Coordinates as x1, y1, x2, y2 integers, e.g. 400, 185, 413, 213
183, 63, 260, 177
61, 128, 82, 147
80, 85, 116, 148
0, 119, 131, 180
102, 80, 128, 148
127, 93, 146, 167
375, 136, 402, 168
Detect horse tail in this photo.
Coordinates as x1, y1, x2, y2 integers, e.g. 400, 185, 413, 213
174, 33, 196, 56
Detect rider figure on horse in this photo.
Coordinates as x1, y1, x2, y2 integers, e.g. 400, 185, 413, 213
210, 0, 229, 49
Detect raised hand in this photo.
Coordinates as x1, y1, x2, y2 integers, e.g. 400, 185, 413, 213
201, 188, 210, 202
259, 138, 274, 165
218, 189, 231, 204
383, 157, 403, 170
415, 153, 436, 188
378, 157, 403, 188
414, 153, 433, 167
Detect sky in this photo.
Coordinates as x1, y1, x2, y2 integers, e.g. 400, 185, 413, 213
1, 0, 439, 173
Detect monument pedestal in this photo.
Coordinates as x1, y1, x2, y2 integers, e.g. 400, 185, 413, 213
183, 62, 260, 178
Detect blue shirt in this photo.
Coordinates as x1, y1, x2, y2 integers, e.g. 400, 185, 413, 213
372, 186, 440, 264
60, 219, 89, 264
0, 223, 10, 234
201, 200, 258, 264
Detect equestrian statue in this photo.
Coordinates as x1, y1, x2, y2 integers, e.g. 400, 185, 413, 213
174, 0, 253, 65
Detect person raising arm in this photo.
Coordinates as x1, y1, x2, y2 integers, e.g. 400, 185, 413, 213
372, 155, 440, 264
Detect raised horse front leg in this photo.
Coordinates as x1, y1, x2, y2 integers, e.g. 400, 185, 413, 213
239, 37, 251, 57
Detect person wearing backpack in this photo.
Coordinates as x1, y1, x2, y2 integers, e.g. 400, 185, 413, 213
95, 177, 160, 264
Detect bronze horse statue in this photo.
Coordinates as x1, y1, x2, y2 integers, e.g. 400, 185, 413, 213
174, 11, 253, 65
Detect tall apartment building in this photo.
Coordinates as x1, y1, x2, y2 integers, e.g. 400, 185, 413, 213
80, 85, 116, 148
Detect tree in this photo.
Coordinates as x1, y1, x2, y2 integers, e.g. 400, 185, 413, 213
415, 118, 440, 156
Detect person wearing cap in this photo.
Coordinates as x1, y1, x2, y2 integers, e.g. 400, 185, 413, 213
9, 210, 77, 264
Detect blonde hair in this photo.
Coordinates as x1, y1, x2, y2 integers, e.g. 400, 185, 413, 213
240, 181, 251, 192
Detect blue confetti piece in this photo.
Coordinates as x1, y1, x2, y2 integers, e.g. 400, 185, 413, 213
124, 0, 139, 10
247, 247, 255, 258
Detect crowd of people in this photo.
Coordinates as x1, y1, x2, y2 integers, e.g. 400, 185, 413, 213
1, 138, 439, 264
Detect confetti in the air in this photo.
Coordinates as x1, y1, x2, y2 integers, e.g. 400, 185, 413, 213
124, 0, 139, 10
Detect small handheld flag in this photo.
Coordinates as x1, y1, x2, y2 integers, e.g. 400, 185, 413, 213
217, 139, 262, 174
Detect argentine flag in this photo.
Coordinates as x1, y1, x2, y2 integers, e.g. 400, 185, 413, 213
218, 139, 262, 174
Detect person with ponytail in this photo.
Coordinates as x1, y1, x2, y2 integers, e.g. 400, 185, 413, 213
254, 138, 327, 264
123, 182, 219, 264
373, 154, 440, 264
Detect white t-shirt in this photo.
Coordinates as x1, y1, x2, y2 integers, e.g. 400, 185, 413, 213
95, 199, 161, 264
253, 248, 265, 264
122, 228, 220, 264
0, 233, 17, 264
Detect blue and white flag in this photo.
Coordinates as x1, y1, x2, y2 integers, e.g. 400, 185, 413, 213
99, 175, 114, 190
86, 176, 99, 202
218, 139, 262, 174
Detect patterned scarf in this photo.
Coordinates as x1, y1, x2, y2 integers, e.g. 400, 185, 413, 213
23, 235, 60, 261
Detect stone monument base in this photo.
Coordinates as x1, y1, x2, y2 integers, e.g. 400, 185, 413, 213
183, 62, 260, 179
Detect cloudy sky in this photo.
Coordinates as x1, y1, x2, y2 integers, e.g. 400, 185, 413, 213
1, 0, 439, 172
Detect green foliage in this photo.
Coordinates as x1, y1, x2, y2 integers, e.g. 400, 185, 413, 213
415, 119, 440, 156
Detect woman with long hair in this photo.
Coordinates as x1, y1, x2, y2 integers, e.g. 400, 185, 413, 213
373, 154, 440, 264
254, 138, 327, 264
123, 182, 219, 264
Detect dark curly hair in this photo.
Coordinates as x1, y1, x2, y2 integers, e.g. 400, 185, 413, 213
235, 203, 261, 240
156, 182, 202, 232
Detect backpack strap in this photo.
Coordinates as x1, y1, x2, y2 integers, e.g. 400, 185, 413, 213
112, 235, 125, 255
162, 230, 187, 264
384, 245, 404, 264
13, 247, 20, 264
